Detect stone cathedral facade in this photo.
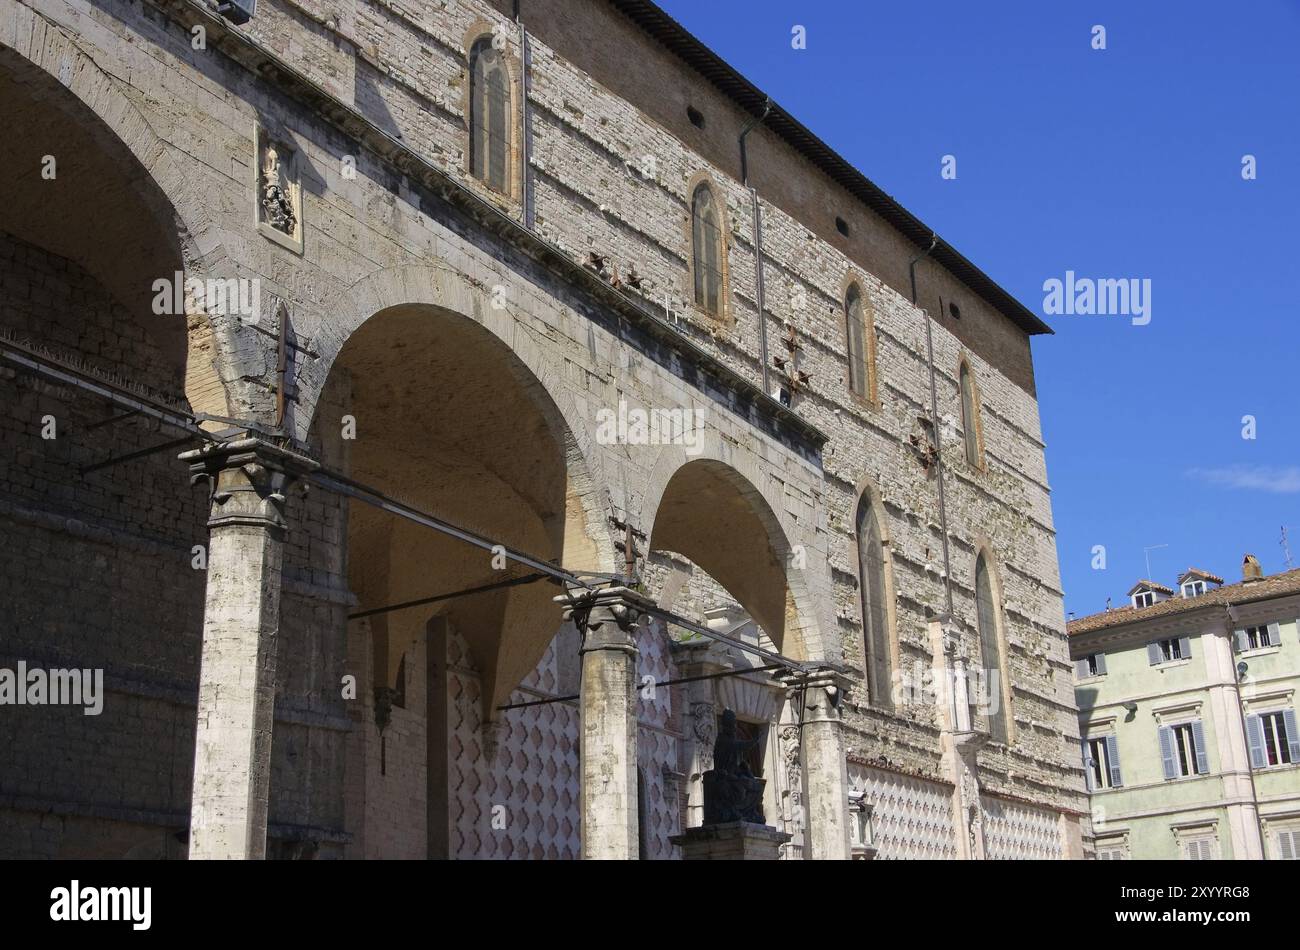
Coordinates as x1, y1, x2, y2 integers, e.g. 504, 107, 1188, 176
0, 0, 1086, 859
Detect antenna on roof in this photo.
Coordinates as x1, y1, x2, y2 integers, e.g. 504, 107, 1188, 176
1143, 543, 1169, 582
1283, 526, 1294, 571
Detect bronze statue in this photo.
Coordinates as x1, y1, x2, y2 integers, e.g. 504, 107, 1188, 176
702, 709, 767, 824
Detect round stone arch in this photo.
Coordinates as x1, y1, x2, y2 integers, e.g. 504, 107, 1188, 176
305, 262, 621, 577
308, 274, 627, 717
0, 10, 229, 417
636, 442, 834, 664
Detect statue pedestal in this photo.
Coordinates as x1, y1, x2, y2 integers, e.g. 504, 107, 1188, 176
670, 822, 791, 861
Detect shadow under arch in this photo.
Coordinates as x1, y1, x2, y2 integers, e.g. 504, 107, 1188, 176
311, 300, 617, 716
0, 14, 228, 417
643, 454, 820, 663
0, 17, 228, 858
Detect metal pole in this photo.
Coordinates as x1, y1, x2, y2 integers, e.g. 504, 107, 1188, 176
740, 97, 773, 396
2, 337, 813, 673
347, 571, 552, 620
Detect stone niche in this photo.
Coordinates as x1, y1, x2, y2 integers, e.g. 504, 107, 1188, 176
671, 605, 805, 858
254, 124, 304, 254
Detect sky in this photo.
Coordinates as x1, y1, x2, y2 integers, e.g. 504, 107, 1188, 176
656, 0, 1300, 619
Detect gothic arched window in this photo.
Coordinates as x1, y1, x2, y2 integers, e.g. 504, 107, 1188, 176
691, 182, 724, 315
856, 496, 892, 709
974, 553, 1008, 742
845, 286, 869, 399
469, 38, 510, 193
959, 360, 982, 466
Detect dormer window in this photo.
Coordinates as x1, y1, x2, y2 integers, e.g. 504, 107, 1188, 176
1177, 568, 1223, 599
1128, 580, 1172, 609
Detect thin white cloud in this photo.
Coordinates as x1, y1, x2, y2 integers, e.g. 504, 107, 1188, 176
1188, 465, 1300, 494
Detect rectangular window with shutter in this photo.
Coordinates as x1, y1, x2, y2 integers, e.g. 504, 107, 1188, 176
1161, 722, 1209, 778
1086, 735, 1123, 788
1095, 837, 1129, 860
1181, 835, 1217, 860
1149, 637, 1192, 664
1075, 653, 1107, 679
1250, 710, 1300, 767
1238, 623, 1280, 650
1272, 826, 1300, 860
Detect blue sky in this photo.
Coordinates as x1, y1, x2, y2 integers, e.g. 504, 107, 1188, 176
657, 0, 1300, 618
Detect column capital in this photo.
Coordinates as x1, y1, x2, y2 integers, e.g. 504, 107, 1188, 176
952, 729, 990, 757
779, 667, 853, 723
181, 437, 319, 532
554, 583, 654, 652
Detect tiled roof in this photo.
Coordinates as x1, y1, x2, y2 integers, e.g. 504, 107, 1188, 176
1126, 579, 1174, 596
1069, 569, 1300, 636
1178, 567, 1225, 585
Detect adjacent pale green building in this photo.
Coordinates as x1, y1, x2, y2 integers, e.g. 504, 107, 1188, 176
1068, 559, 1300, 860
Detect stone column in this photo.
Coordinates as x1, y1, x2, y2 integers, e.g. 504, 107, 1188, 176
783, 669, 853, 860
556, 584, 652, 860
183, 438, 317, 860
669, 639, 719, 829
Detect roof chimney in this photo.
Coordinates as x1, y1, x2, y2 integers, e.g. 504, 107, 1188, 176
1242, 554, 1263, 582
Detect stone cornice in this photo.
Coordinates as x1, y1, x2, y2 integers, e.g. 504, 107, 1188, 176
142, 0, 829, 462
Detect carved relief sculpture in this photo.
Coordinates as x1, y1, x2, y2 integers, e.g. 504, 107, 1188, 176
691, 701, 717, 771
261, 145, 297, 236
254, 127, 304, 253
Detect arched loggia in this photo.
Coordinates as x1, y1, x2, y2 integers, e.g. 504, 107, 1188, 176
641, 454, 851, 859
309, 301, 616, 858
645, 457, 813, 661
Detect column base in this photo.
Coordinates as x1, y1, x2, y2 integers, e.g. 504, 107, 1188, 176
670, 822, 791, 860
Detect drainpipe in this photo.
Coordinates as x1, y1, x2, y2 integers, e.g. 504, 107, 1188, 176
516, 10, 534, 230
1225, 602, 1268, 857
740, 97, 773, 396
910, 235, 955, 618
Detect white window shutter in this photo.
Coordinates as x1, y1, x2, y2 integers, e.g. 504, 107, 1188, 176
1074, 658, 1088, 679
1148, 642, 1162, 665
1081, 739, 1094, 791
1095, 652, 1108, 675
1266, 622, 1281, 647
1179, 636, 1193, 659
1234, 629, 1248, 653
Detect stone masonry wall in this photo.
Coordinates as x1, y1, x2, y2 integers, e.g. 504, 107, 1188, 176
235, 0, 1082, 816
0, 228, 349, 856
0, 0, 1085, 857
